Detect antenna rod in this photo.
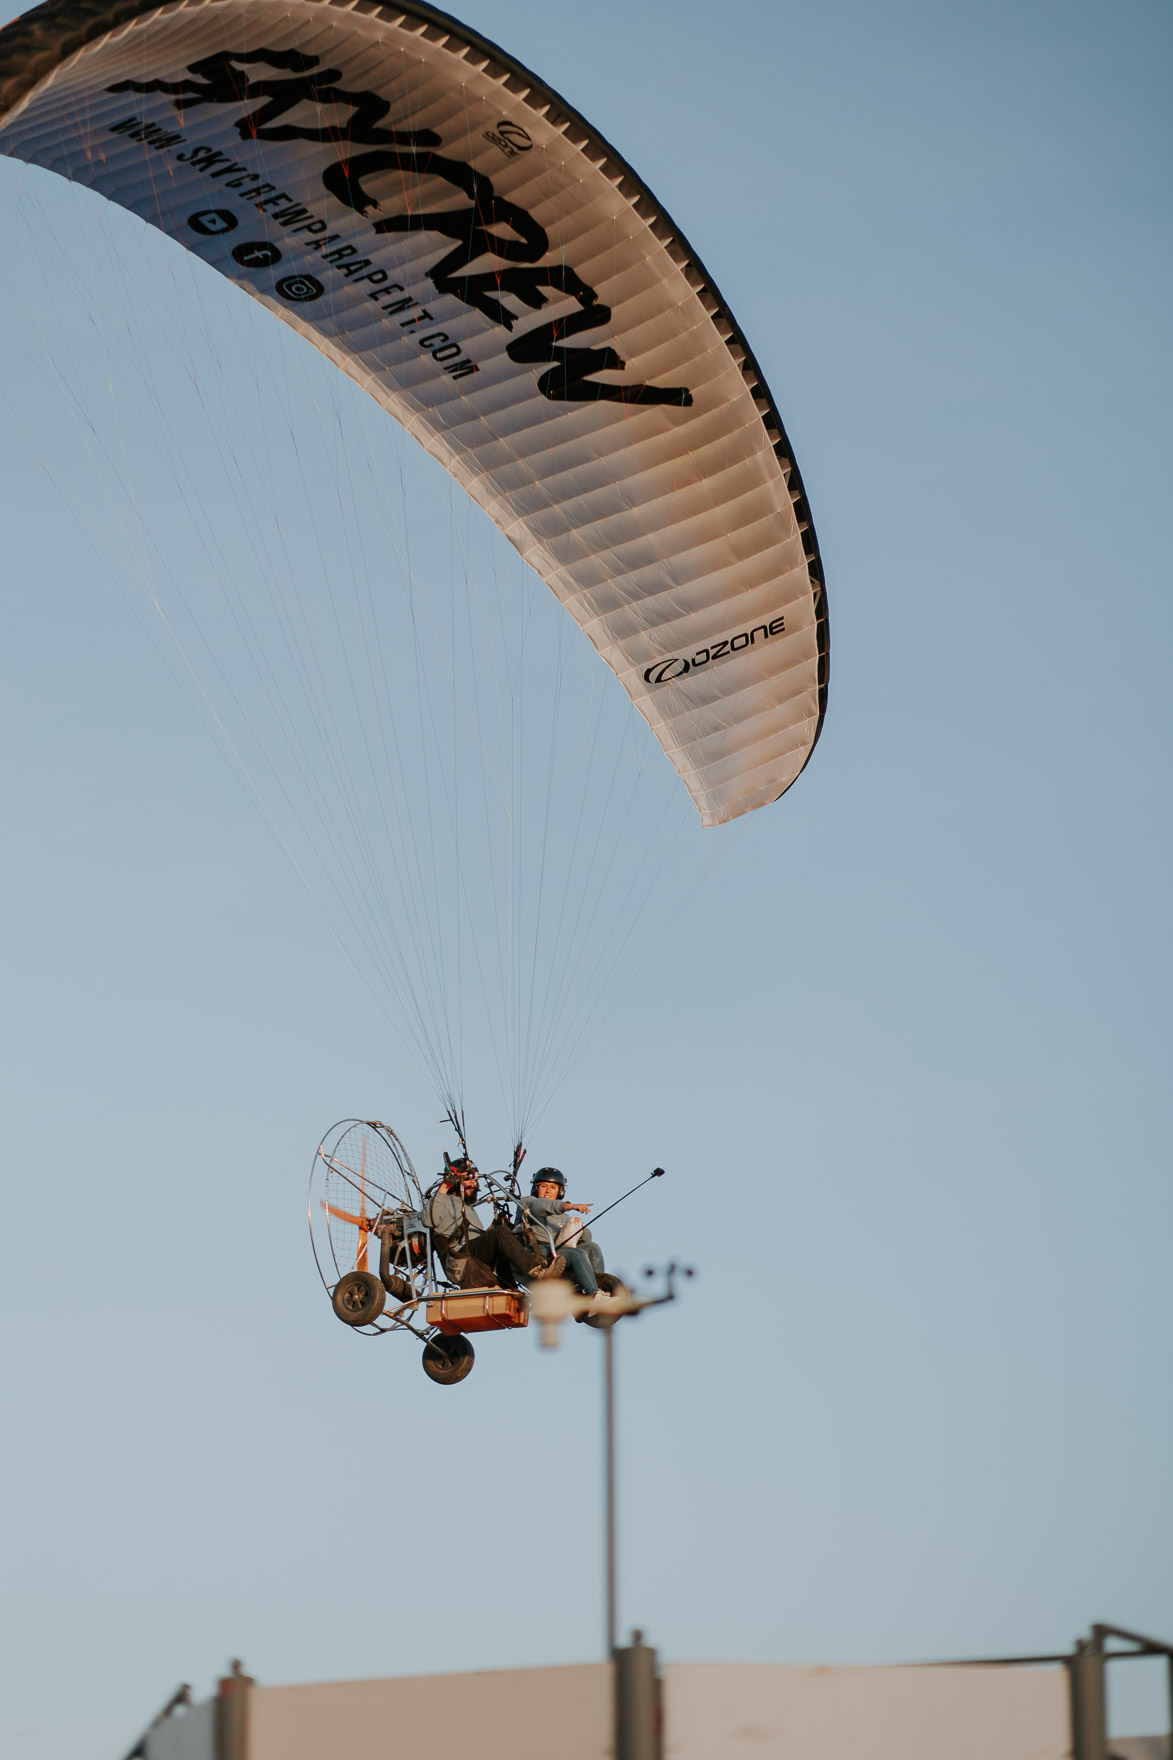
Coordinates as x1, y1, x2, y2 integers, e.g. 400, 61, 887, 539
589, 1168, 664, 1230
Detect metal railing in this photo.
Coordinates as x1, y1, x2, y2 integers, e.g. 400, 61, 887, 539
929, 1622, 1173, 1760
119, 1684, 191, 1760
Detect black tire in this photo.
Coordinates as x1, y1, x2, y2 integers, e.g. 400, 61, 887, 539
421, 1334, 475, 1385
332, 1269, 386, 1327
584, 1272, 629, 1329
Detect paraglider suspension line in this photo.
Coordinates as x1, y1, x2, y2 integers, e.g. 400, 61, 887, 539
444, 1104, 470, 1163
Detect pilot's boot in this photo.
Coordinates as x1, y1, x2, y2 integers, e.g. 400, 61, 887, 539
530, 1254, 567, 1282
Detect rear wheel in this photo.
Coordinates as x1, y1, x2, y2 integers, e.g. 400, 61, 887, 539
332, 1269, 386, 1327
421, 1334, 475, 1385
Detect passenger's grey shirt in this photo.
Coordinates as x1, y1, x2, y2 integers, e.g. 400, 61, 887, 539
515, 1194, 574, 1255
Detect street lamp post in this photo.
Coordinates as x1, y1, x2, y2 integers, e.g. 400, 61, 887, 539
528, 1262, 690, 1760
595, 1264, 690, 1659
605, 1319, 618, 1656
528, 1261, 691, 1657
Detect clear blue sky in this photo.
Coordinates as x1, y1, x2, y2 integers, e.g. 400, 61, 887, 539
1, 2, 1170, 1756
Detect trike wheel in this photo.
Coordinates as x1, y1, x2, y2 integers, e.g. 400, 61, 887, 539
332, 1269, 386, 1327
421, 1334, 475, 1385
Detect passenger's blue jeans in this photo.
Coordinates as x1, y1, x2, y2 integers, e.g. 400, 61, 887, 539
558, 1244, 599, 1296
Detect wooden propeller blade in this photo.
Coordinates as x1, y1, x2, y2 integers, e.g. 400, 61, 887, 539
320, 1198, 371, 1231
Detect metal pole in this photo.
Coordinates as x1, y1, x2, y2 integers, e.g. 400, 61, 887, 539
604, 1320, 617, 1657
214, 1662, 253, 1760
1070, 1633, 1107, 1760
615, 1633, 660, 1760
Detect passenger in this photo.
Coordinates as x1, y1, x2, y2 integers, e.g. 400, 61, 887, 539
515, 1167, 601, 1297
425, 1157, 560, 1290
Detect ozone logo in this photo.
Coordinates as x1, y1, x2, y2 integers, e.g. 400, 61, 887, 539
644, 657, 690, 684
483, 119, 533, 159
643, 615, 787, 686
496, 121, 533, 152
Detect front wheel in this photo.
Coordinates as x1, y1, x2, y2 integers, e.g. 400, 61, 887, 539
421, 1334, 475, 1385
332, 1269, 386, 1327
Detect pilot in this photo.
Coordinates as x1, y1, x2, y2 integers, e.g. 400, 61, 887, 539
425, 1158, 558, 1290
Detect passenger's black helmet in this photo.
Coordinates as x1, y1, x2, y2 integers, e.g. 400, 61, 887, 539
531, 1166, 565, 1195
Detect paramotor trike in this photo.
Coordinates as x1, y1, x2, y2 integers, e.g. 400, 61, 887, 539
308, 1119, 626, 1384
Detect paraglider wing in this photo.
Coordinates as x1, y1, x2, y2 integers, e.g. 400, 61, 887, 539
0, 0, 827, 826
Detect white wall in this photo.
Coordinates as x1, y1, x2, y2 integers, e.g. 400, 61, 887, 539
250, 1662, 612, 1760
140, 1656, 1073, 1760
664, 1662, 1070, 1760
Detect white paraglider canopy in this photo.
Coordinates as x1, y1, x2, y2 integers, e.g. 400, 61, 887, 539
0, 0, 828, 1141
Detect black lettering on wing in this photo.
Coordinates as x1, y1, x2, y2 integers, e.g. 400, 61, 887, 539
454, 265, 597, 331
127, 44, 694, 407
110, 49, 440, 148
